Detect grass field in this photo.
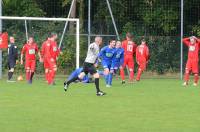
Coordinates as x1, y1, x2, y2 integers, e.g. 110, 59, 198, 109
0, 77, 200, 132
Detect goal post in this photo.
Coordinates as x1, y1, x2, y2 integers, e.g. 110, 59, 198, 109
0, 16, 80, 78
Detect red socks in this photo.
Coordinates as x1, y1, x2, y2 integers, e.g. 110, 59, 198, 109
136, 68, 142, 81
120, 68, 125, 80
26, 71, 31, 81
194, 74, 199, 83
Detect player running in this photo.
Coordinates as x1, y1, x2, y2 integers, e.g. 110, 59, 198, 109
98, 40, 116, 87
120, 32, 137, 84
7, 36, 18, 82
182, 36, 200, 86
136, 39, 149, 81
64, 36, 106, 96
21, 37, 40, 84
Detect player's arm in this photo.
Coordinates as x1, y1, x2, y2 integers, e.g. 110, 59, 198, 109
35, 44, 41, 60
38, 51, 42, 62
110, 51, 117, 70
182, 37, 190, 46
146, 46, 150, 62
136, 47, 139, 64
133, 43, 137, 54
94, 58, 99, 67
20, 45, 25, 65
40, 43, 45, 61
121, 41, 125, 49
98, 46, 106, 59
192, 36, 200, 43
13, 45, 18, 63
120, 50, 124, 66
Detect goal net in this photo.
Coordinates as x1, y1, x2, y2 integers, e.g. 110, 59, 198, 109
0, 16, 80, 75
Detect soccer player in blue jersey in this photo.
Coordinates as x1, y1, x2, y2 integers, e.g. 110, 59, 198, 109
111, 41, 124, 75
64, 67, 90, 84
98, 40, 116, 87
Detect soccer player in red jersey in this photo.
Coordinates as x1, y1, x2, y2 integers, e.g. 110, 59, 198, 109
136, 39, 149, 81
40, 36, 52, 84
48, 33, 60, 85
21, 37, 40, 84
182, 36, 200, 86
120, 32, 137, 83
40, 33, 60, 85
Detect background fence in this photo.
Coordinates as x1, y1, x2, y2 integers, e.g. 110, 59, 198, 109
1, 0, 200, 76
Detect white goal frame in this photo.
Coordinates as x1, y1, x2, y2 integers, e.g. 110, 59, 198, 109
0, 16, 80, 69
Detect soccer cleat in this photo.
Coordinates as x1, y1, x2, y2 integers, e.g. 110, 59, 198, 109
96, 91, 106, 96
106, 84, 111, 88
27, 80, 32, 84
64, 82, 69, 92
193, 83, 198, 87
136, 78, 140, 82
121, 80, 125, 84
182, 82, 188, 86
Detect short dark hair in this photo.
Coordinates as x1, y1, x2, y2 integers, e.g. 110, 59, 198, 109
50, 32, 57, 38
109, 39, 116, 44
126, 32, 133, 39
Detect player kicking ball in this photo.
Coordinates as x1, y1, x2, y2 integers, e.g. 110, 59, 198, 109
182, 36, 200, 86
135, 39, 150, 81
64, 36, 106, 96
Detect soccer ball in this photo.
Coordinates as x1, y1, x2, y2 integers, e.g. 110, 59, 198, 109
17, 75, 23, 81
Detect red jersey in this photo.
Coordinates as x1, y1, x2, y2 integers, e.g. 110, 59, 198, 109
50, 40, 60, 60
136, 44, 149, 62
21, 43, 38, 60
41, 39, 52, 59
0, 32, 8, 48
183, 38, 200, 61
122, 40, 137, 56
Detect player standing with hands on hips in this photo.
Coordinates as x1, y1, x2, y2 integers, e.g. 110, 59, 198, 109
136, 39, 149, 81
64, 36, 106, 96
182, 36, 200, 86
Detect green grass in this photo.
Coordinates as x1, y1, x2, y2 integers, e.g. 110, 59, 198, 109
0, 77, 200, 132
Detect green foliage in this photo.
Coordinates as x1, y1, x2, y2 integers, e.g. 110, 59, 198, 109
1, 0, 199, 74
146, 36, 180, 74
3, 0, 45, 16
192, 20, 200, 36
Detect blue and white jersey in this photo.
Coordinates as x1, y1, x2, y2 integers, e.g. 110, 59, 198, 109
98, 45, 115, 68
111, 47, 124, 69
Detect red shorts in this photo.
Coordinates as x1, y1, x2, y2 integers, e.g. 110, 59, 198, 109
138, 61, 147, 71
43, 57, 57, 70
25, 59, 36, 71
123, 56, 134, 69
185, 60, 198, 73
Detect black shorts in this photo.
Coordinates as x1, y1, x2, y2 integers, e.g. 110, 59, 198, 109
83, 62, 97, 75
8, 60, 16, 69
